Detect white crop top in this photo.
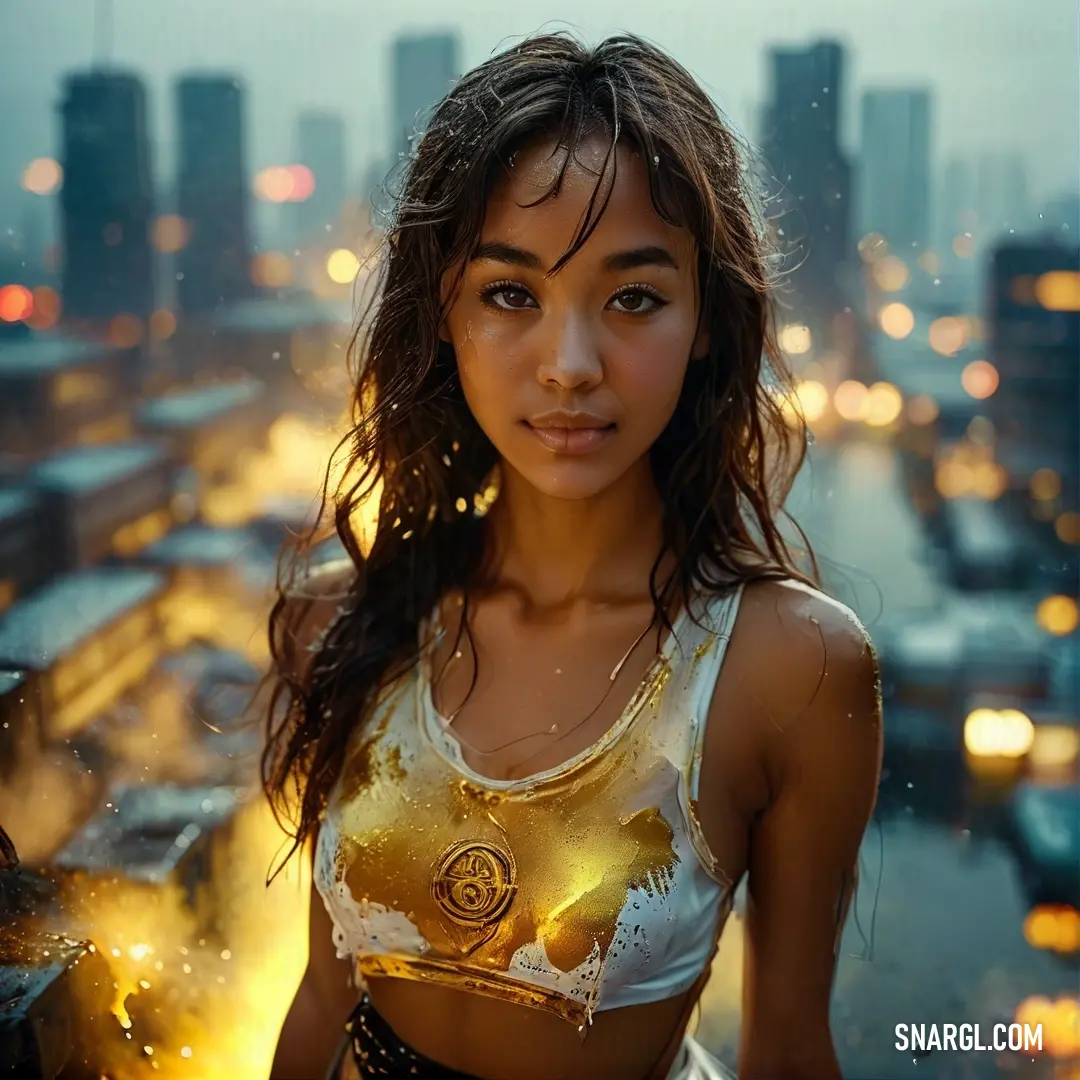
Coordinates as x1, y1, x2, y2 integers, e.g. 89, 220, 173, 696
314, 585, 745, 1027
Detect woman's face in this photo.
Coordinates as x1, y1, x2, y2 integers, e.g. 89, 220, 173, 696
441, 133, 708, 501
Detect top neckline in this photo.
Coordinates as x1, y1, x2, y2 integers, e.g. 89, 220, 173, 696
416, 599, 693, 791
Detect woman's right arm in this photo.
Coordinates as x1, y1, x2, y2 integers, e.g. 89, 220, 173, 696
271, 873, 357, 1079
270, 557, 360, 1079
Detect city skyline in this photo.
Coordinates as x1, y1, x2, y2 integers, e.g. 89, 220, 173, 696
0, 0, 1077, 223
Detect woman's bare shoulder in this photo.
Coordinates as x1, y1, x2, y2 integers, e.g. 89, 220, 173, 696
715, 577, 881, 781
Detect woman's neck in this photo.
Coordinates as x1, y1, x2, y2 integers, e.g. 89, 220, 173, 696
481, 458, 670, 610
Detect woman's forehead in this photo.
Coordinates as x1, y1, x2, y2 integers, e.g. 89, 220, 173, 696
480, 135, 694, 269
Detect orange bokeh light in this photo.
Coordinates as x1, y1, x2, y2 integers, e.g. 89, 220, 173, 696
0, 284, 34, 322
26, 286, 61, 330
961, 360, 999, 400
108, 314, 144, 349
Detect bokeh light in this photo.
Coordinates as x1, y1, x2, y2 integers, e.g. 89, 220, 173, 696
779, 323, 812, 355
833, 380, 868, 422
879, 302, 914, 339
149, 309, 177, 340
326, 249, 361, 284
0, 284, 34, 322
250, 252, 294, 288
906, 394, 939, 426
253, 165, 316, 203
26, 285, 61, 330
963, 707, 1034, 758
871, 255, 910, 292
863, 382, 904, 427
21, 157, 63, 195
1030, 468, 1061, 501
108, 313, 144, 349
1035, 271, 1080, 312
152, 214, 191, 254
928, 316, 969, 356
961, 360, 999, 399
1035, 595, 1079, 636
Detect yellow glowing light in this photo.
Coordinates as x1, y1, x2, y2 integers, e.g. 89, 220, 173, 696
250, 251, 293, 289
963, 707, 1035, 758
1035, 271, 1080, 312
108, 313, 144, 349
928, 316, 969, 356
1023, 906, 1080, 954
253, 164, 316, 203
970, 462, 1007, 500
149, 309, 177, 340
794, 379, 828, 422
1056, 512, 1080, 545
1030, 726, 1080, 771
326, 248, 361, 285
906, 394, 939, 426
151, 214, 190, 254
879, 302, 914, 339
961, 360, 999, 400
872, 255, 910, 292
1031, 468, 1062, 502
863, 382, 903, 428
26, 285, 61, 330
1016, 995, 1080, 1059
935, 461, 972, 499
833, 380, 868, 422
1036, 595, 1079, 636
0, 284, 33, 322
779, 323, 813, 356
21, 157, 63, 195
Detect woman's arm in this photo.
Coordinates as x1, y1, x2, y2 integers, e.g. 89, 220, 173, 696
707, 583, 883, 1080
270, 557, 361, 1079
271, 876, 358, 1079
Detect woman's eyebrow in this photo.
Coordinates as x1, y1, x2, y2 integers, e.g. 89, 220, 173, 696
469, 241, 680, 273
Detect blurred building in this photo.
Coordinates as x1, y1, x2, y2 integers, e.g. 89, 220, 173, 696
985, 239, 1080, 582
0, 567, 167, 743
175, 75, 253, 314
58, 71, 155, 320
391, 31, 461, 160
856, 88, 932, 253
294, 111, 347, 246
0, 329, 132, 459
760, 40, 852, 324
26, 441, 175, 571
0, 489, 51, 610
937, 152, 1031, 256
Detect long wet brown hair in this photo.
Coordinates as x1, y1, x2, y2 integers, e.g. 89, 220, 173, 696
262, 30, 819, 867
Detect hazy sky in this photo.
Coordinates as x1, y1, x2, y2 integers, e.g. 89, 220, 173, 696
1, 0, 1077, 212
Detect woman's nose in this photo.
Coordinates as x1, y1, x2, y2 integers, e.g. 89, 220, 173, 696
534, 312, 603, 390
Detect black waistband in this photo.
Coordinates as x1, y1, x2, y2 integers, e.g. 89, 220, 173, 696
343, 993, 480, 1079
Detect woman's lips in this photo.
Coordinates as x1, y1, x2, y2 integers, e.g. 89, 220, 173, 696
523, 421, 615, 455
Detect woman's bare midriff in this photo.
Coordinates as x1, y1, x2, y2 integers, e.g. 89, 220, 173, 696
365, 976, 696, 1080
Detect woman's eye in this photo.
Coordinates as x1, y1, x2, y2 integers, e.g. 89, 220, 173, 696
610, 289, 664, 315
480, 285, 534, 311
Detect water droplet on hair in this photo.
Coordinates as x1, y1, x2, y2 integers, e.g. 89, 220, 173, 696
652, 155, 659, 165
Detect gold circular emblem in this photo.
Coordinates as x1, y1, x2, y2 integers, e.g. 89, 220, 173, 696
431, 840, 517, 927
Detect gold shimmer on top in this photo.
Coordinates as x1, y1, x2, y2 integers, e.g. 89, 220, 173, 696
319, 596, 738, 1026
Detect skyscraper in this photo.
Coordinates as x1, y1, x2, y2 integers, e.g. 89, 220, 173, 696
58, 71, 155, 320
175, 74, 253, 314
760, 41, 852, 322
391, 32, 461, 161
294, 111, 347, 245
857, 88, 932, 253
986, 241, 1080, 512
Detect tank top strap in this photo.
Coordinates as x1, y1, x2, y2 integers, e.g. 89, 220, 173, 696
654, 583, 745, 887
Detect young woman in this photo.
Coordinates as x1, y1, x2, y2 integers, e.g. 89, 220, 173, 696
266, 30, 882, 1080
